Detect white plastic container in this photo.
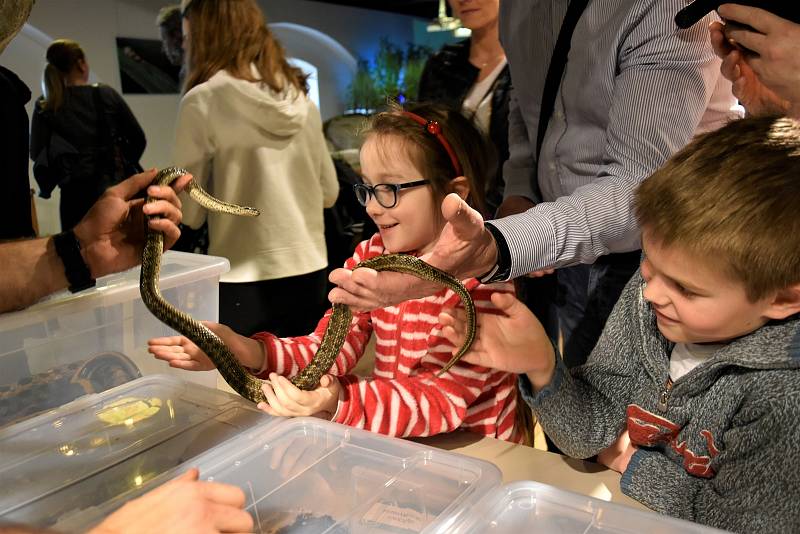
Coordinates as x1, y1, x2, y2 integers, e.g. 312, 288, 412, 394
450, 480, 729, 533
0, 375, 276, 530
181, 417, 503, 534
0, 251, 227, 427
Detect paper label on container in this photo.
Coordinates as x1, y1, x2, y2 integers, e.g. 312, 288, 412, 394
361, 502, 428, 533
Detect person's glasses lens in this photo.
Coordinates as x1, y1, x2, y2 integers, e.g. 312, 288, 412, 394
374, 184, 396, 208
354, 184, 369, 206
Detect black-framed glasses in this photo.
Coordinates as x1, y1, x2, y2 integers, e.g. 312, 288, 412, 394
353, 179, 430, 209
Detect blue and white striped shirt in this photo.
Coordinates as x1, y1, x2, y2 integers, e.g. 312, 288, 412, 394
490, 0, 740, 278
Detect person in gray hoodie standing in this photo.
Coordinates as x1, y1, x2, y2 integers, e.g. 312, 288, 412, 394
440, 115, 800, 533
174, 0, 338, 337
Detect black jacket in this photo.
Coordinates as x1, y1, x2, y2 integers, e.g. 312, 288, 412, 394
417, 39, 511, 216
30, 84, 145, 229
0, 65, 36, 240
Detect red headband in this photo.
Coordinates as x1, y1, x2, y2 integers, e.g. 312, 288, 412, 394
401, 111, 463, 177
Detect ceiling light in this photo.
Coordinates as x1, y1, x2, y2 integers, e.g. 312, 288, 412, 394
426, 0, 462, 32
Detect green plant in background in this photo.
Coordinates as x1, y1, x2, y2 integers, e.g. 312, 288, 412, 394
373, 38, 404, 104
348, 59, 382, 112
403, 43, 431, 103
347, 39, 432, 113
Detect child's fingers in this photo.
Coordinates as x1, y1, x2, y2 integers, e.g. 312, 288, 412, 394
168, 359, 205, 371
439, 306, 466, 325
260, 380, 277, 403
269, 374, 311, 409
439, 325, 462, 349
256, 402, 279, 417
261, 379, 304, 416
148, 335, 186, 347
489, 291, 524, 316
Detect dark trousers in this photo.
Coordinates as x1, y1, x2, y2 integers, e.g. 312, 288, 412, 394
554, 251, 641, 368
219, 269, 328, 338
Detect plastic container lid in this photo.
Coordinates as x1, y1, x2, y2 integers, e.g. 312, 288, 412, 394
186, 417, 503, 533
450, 480, 729, 533
0, 374, 274, 530
0, 251, 229, 328
0, 251, 229, 426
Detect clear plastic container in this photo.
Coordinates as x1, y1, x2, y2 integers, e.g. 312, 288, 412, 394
0, 374, 275, 530
0, 251, 228, 427
185, 417, 503, 534
450, 480, 728, 533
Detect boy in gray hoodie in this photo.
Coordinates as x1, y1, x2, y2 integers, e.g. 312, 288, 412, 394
440, 116, 800, 532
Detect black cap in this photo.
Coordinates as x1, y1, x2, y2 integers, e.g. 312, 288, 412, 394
675, 0, 800, 29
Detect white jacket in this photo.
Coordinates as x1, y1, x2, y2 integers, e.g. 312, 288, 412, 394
173, 68, 338, 283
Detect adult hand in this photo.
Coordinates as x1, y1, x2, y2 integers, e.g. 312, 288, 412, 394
73, 168, 192, 279
88, 468, 253, 534
257, 373, 340, 419
714, 4, 800, 117
596, 430, 637, 474
328, 194, 497, 312
439, 291, 555, 389
149, 322, 265, 371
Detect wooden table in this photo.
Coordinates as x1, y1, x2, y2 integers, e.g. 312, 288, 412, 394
415, 431, 647, 510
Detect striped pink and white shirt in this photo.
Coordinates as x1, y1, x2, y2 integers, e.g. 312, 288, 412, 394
252, 234, 523, 442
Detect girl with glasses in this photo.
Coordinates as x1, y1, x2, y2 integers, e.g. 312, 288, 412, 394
150, 103, 533, 444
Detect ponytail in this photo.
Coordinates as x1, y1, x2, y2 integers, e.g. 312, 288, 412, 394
41, 39, 85, 112
42, 63, 67, 112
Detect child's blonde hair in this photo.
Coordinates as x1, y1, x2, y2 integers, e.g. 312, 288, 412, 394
362, 102, 495, 217
635, 116, 800, 301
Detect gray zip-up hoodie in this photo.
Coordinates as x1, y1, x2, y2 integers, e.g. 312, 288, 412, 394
521, 271, 800, 533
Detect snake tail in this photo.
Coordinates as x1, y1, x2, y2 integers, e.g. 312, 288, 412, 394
289, 253, 476, 390
141, 167, 266, 403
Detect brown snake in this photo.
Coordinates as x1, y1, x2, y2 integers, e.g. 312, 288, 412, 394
141, 167, 476, 403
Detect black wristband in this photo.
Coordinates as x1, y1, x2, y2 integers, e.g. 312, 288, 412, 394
53, 230, 96, 293
478, 223, 512, 284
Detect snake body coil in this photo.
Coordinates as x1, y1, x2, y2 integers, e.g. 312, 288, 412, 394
141, 167, 476, 403
289, 254, 477, 390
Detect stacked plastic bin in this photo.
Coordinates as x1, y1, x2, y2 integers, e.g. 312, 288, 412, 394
0, 375, 276, 530
0, 251, 226, 427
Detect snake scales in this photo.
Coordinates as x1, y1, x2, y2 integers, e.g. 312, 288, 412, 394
140, 167, 476, 403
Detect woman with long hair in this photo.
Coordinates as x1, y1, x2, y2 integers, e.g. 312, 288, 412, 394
418, 0, 509, 218
30, 39, 146, 230
175, 0, 338, 337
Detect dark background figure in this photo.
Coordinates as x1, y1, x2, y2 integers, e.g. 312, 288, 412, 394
157, 5, 184, 70
115, 38, 181, 94
417, 0, 509, 218
0, 64, 36, 240
30, 39, 146, 231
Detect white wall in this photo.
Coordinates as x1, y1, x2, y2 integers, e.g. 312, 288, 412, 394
2, 0, 417, 234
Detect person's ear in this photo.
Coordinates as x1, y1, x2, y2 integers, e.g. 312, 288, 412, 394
449, 176, 470, 201
763, 283, 800, 321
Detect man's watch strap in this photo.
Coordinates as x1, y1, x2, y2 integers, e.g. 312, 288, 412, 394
53, 230, 96, 293
478, 223, 512, 284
